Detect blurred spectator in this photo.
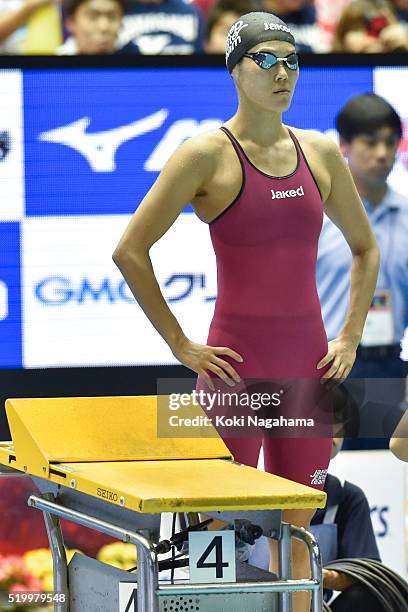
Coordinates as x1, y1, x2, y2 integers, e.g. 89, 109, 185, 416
118, 0, 205, 54
57, 0, 139, 54
0, 0, 61, 54
193, 0, 215, 20
205, 0, 256, 53
314, 0, 351, 51
257, 0, 323, 52
391, 0, 408, 21
316, 0, 408, 52
333, 0, 408, 52
317, 93, 408, 450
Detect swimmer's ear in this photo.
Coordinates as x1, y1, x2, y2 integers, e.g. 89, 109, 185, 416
231, 63, 241, 82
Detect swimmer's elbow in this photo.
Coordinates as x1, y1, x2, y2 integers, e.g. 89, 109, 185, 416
360, 237, 380, 260
112, 222, 152, 263
112, 248, 125, 265
368, 239, 380, 269
112, 244, 149, 268
112, 242, 130, 263
352, 229, 380, 259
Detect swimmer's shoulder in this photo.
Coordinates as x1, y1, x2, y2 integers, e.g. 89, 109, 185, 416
288, 126, 344, 164
288, 126, 335, 150
178, 127, 234, 172
156, 128, 229, 196
178, 129, 240, 219
287, 126, 338, 202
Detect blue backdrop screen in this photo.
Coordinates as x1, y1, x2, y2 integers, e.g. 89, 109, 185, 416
0, 65, 406, 369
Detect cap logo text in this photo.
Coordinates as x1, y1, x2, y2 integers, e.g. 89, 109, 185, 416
226, 21, 249, 60
264, 22, 291, 33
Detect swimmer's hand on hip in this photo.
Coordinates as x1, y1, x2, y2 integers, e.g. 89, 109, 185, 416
172, 338, 243, 391
316, 336, 357, 388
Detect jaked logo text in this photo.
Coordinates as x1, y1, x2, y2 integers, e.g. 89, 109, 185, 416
271, 185, 305, 199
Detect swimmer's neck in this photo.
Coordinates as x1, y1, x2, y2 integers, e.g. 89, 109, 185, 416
227, 107, 287, 146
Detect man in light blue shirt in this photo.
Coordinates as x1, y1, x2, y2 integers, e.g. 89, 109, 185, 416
317, 93, 408, 449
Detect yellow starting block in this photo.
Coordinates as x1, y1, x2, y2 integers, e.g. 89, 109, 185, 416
0, 395, 327, 612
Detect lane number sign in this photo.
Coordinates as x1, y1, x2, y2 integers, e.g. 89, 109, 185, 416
189, 530, 236, 583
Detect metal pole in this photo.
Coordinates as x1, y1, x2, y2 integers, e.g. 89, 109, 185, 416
278, 522, 293, 612
28, 495, 159, 612
137, 542, 147, 612
158, 579, 320, 595
136, 542, 159, 612
290, 526, 323, 612
40, 493, 69, 612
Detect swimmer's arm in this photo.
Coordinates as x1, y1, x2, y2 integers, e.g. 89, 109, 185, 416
389, 405, 408, 462
320, 135, 380, 347
112, 137, 216, 354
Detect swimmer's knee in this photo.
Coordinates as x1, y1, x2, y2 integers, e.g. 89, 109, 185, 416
282, 507, 317, 528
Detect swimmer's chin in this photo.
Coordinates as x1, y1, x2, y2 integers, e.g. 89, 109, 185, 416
270, 99, 293, 112
271, 91, 293, 105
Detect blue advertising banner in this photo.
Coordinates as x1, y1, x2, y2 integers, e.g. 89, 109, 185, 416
23, 66, 373, 217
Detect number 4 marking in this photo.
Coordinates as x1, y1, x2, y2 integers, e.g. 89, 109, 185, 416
196, 535, 229, 578
124, 588, 136, 612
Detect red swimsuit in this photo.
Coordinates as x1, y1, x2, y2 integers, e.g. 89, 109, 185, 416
195, 125, 333, 490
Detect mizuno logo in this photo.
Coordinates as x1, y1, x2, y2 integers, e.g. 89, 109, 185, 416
271, 185, 304, 199
39, 109, 168, 172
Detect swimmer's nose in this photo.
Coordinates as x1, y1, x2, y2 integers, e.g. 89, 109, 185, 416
275, 63, 289, 80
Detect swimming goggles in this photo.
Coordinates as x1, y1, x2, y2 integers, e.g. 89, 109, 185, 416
242, 51, 299, 71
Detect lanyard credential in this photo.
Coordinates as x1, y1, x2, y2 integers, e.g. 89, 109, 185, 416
360, 207, 398, 347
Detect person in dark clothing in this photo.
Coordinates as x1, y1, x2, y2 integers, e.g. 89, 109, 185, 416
120, 0, 205, 54
330, 583, 385, 612
311, 474, 381, 561
311, 437, 383, 610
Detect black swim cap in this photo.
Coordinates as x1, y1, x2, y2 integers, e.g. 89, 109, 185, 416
226, 11, 296, 74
